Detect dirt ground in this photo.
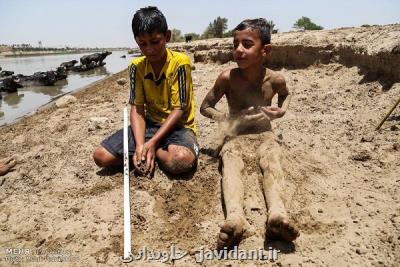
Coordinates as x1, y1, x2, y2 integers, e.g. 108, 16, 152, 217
0, 27, 400, 266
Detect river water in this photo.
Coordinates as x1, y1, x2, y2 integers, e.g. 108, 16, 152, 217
0, 50, 132, 125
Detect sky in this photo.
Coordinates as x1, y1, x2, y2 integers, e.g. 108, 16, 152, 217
0, 0, 399, 48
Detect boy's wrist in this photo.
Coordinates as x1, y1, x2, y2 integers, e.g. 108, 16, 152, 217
146, 138, 158, 147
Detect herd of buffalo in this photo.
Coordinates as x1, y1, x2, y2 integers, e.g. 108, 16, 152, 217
0, 51, 112, 96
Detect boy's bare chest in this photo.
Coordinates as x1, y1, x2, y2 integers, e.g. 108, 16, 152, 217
227, 79, 275, 111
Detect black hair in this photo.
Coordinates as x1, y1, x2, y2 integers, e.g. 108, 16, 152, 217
233, 18, 271, 44
131, 6, 168, 37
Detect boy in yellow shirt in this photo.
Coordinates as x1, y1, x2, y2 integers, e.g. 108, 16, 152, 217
93, 6, 198, 175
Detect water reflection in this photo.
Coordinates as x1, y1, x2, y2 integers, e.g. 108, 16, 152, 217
75, 66, 110, 77
30, 82, 67, 97
3, 92, 25, 106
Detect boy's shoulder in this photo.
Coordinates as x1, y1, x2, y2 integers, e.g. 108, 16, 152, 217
168, 49, 191, 66
130, 55, 146, 67
266, 69, 286, 87
218, 68, 233, 81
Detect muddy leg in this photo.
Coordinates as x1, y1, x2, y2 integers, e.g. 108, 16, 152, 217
258, 133, 299, 242
217, 140, 251, 249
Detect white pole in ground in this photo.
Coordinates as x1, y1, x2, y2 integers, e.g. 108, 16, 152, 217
122, 106, 133, 262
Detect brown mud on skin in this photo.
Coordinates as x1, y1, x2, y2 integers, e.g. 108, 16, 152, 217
0, 25, 399, 266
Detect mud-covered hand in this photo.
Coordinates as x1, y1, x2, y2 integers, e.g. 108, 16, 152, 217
260, 106, 286, 121
141, 141, 156, 175
238, 106, 264, 122
133, 143, 146, 174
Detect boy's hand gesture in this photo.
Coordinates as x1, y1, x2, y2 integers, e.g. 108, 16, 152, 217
237, 106, 286, 126
133, 142, 156, 176
260, 106, 286, 121
238, 106, 264, 122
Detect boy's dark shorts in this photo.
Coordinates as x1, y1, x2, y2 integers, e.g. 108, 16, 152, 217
101, 121, 199, 160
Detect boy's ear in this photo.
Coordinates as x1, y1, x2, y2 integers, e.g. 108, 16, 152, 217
262, 44, 272, 56
165, 30, 171, 42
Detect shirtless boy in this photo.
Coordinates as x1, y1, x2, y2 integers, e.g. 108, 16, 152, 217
200, 18, 299, 248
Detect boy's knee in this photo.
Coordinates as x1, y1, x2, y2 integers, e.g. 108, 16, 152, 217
162, 148, 196, 174
259, 155, 270, 171
93, 146, 115, 167
259, 154, 283, 177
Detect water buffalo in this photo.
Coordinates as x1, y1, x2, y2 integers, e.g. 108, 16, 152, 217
0, 70, 14, 78
185, 35, 193, 43
71, 61, 98, 72
60, 60, 78, 70
15, 68, 67, 86
0, 77, 23, 93
80, 51, 112, 67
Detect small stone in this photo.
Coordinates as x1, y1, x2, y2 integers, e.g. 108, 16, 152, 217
361, 135, 374, 142
88, 117, 110, 131
318, 208, 323, 213
356, 248, 367, 255
350, 150, 371, 161
0, 213, 8, 223
55, 95, 77, 108
116, 78, 127, 85
393, 143, 399, 151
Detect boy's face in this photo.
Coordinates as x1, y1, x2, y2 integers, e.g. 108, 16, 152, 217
233, 29, 271, 69
135, 30, 171, 63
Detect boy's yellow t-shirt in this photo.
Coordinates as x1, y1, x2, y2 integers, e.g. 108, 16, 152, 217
128, 48, 196, 134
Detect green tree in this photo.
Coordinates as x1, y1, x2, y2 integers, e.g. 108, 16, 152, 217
203, 22, 215, 39
202, 17, 228, 38
293, 16, 323, 30
213, 16, 228, 38
170, 28, 184, 42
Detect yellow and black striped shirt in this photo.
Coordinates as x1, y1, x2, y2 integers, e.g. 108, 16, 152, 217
128, 49, 196, 134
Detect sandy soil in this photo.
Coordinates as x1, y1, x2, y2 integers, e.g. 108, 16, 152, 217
0, 26, 399, 266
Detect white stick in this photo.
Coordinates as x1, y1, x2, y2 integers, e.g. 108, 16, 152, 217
122, 106, 132, 262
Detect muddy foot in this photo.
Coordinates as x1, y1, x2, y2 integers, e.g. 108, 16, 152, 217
217, 214, 251, 249
266, 213, 299, 242
0, 157, 17, 176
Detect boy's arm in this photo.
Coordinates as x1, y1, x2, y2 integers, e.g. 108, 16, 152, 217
128, 63, 147, 170
130, 105, 146, 165
147, 110, 183, 146
142, 109, 183, 174
261, 74, 291, 120
200, 70, 229, 121
276, 75, 291, 111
